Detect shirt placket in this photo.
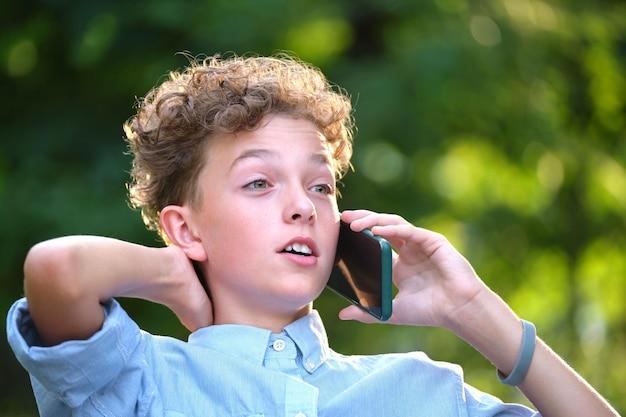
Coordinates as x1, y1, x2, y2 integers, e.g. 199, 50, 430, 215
266, 334, 319, 417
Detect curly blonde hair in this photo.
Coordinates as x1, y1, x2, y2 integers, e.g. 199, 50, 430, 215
124, 53, 354, 242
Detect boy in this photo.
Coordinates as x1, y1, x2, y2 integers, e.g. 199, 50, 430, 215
7, 54, 618, 416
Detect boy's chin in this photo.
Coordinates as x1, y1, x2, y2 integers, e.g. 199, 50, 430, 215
282, 284, 326, 304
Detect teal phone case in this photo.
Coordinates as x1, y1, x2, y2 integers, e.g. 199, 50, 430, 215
328, 222, 393, 321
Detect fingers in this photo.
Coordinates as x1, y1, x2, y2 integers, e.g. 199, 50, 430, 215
163, 272, 213, 332
181, 270, 214, 331
341, 210, 446, 260
178, 295, 214, 332
340, 209, 376, 226
341, 210, 407, 231
338, 305, 383, 324
338, 305, 402, 325
165, 247, 215, 332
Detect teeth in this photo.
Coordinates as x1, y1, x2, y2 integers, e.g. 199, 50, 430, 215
285, 243, 312, 255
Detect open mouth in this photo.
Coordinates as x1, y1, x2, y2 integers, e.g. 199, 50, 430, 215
282, 243, 313, 256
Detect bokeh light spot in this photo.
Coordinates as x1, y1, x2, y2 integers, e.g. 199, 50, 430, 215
360, 142, 411, 185
7, 39, 38, 77
470, 15, 501, 47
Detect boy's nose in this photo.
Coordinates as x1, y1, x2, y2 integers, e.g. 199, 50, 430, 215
285, 189, 316, 223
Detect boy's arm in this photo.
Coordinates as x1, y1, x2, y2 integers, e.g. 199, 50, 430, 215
24, 236, 212, 346
339, 210, 619, 417
448, 287, 618, 417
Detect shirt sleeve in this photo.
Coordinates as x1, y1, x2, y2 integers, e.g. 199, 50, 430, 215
463, 382, 541, 416
6, 298, 145, 410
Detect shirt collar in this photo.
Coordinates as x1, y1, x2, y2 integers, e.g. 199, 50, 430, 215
187, 310, 330, 373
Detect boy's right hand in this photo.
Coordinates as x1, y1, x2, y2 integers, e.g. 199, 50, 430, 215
24, 236, 213, 346
120, 245, 213, 332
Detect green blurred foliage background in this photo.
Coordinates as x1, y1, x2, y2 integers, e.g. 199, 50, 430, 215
1, 0, 625, 415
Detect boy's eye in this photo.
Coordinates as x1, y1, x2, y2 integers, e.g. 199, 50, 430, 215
311, 184, 334, 195
245, 179, 270, 189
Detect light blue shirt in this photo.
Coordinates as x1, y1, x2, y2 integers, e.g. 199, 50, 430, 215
7, 298, 538, 416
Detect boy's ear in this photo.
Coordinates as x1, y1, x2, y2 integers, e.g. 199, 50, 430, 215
160, 205, 207, 262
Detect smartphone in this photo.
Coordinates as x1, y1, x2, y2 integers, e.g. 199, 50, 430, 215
326, 220, 393, 321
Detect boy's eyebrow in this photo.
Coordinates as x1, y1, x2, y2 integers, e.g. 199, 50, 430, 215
229, 148, 332, 171
310, 151, 333, 166
229, 149, 278, 171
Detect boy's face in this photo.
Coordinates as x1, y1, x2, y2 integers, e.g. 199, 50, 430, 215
188, 114, 340, 326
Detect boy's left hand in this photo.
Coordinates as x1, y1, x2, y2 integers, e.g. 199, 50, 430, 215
338, 210, 490, 330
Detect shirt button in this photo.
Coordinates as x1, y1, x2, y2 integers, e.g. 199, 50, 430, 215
273, 339, 286, 352
295, 413, 307, 417
305, 360, 315, 371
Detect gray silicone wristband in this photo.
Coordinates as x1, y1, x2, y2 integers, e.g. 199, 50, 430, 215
497, 319, 536, 386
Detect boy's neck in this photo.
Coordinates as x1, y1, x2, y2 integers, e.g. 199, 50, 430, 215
212, 304, 313, 333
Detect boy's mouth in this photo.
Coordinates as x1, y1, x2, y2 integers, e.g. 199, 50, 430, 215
282, 243, 313, 256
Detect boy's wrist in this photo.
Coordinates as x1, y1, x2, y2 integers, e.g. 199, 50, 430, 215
117, 246, 182, 298
445, 287, 524, 376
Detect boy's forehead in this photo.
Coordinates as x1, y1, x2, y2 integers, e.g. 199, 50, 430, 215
206, 117, 333, 163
